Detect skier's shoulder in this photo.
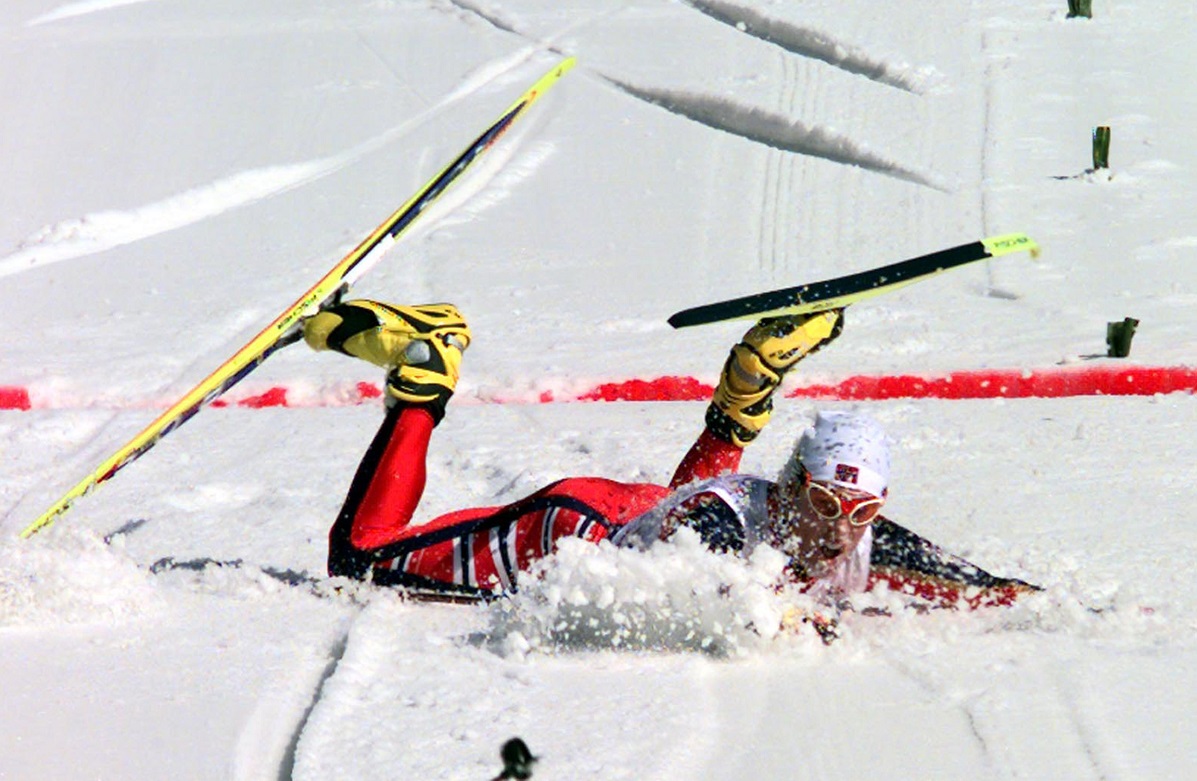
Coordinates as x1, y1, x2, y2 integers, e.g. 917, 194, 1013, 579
701, 472, 771, 494
612, 474, 772, 550
644, 473, 770, 518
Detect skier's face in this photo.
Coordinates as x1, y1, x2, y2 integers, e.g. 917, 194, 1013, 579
772, 479, 881, 579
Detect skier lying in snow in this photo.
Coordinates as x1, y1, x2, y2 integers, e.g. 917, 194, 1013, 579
302, 300, 1038, 608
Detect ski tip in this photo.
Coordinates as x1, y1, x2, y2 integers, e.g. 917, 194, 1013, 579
982, 233, 1040, 259
518, 57, 578, 112
19, 511, 56, 539
668, 312, 710, 329
667, 303, 765, 329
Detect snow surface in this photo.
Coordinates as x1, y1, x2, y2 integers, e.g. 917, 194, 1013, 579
2, 0, 1196, 779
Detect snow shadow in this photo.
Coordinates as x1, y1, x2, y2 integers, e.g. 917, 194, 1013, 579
606, 78, 947, 190
683, 0, 938, 94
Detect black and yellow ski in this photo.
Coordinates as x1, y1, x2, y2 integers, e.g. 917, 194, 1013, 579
668, 233, 1039, 328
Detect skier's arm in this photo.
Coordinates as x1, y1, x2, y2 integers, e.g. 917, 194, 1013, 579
670, 310, 843, 487
669, 429, 743, 487
867, 517, 1042, 608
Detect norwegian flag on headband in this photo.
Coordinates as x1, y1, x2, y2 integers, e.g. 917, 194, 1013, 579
834, 463, 860, 484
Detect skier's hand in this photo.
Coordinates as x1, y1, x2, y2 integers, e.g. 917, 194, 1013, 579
780, 605, 840, 644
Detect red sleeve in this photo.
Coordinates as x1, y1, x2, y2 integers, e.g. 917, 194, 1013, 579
669, 428, 744, 488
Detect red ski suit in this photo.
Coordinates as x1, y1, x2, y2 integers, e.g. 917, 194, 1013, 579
328, 404, 742, 593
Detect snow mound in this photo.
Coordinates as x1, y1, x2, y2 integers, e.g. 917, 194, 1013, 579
486, 529, 813, 657
0, 528, 163, 627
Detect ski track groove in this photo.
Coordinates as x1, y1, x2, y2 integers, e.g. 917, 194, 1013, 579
682, 0, 930, 93
446, 0, 523, 36
1058, 665, 1117, 781
274, 627, 353, 781
961, 703, 997, 775
882, 655, 1001, 778
760, 52, 800, 275
442, 0, 631, 59
888, 648, 1130, 781
603, 77, 947, 190
755, 51, 786, 274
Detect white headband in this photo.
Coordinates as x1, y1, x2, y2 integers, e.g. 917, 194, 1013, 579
795, 411, 890, 497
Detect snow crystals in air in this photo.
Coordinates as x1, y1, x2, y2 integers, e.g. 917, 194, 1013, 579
487, 529, 801, 657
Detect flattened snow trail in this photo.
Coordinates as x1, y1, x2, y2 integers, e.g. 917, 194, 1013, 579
0, 162, 337, 280
27, 0, 159, 26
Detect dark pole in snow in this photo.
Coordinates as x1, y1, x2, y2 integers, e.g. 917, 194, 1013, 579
1092, 126, 1111, 170
1106, 318, 1139, 358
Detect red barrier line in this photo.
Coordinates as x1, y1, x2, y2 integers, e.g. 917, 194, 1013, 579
579, 365, 1197, 402
3, 367, 1195, 410
577, 375, 715, 402
786, 365, 1197, 400
0, 386, 31, 410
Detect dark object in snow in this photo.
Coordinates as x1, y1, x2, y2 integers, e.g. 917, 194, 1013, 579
102, 518, 149, 544
1068, 0, 1093, 19
1107, 317, 1139, 358
493, 738, 538, 781
1092, 125, 1111, 169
